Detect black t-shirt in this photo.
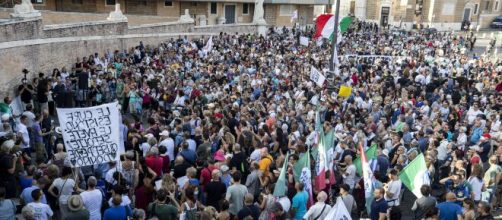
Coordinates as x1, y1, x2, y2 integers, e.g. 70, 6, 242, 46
18, 84, 33, 103
205, 181, 227, 211
173, 162, 191, 179
237, 205, 260, 220
37, 80, 48, 103
77, 72, 89, 90
0, 153, 14, 182
229, 152, 247, 175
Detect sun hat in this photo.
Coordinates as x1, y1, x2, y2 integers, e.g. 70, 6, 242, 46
67, 195, 84, 212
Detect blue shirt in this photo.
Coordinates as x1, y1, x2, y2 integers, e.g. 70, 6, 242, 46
370, 198, 388, 220
21, 186, 47, 204
444, 180, 470, 206
292, 191, 308, 220
436, 201, 462, 220
103, 205, 131, 220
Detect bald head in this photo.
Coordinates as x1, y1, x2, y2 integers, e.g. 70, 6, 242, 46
175, 156, 184, 164
317, 191, 328, 203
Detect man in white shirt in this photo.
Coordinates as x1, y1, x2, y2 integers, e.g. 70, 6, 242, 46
158, 130, 175, 163
80, 176, 103, 220
466, 104, 483, 125
302, 191, 332, 220
385, 169, 402, 207
342, 155, 357, 190
17, 115, 30, 151
28, 189, 53, 220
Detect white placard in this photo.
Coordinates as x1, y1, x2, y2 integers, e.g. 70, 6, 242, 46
300, 36, 309, 46
310, 67, 326, 87
57, 102, 122, 167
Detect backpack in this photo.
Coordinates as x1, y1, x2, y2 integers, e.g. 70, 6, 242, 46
181, 202, 197, 220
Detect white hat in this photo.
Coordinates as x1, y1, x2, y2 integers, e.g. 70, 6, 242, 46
55, 127, 62, 134
220, 165, 229, 172
144, 133, 154, 139
160, 130, 170, 137
1, 114, 9, 121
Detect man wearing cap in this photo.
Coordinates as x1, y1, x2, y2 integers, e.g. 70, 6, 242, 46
436, 192, 463, 220
158, 130, 175, 164
477, 134, 492, 164
65, 195, 90, 219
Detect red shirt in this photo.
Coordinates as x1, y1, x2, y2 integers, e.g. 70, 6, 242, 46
145, 156, 163, 177
200, 165, 218, 189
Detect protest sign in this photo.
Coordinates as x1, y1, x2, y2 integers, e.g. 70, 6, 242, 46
300, 36, 309, 46
338, 85, 352, 98
310, 67, 326, 87
57, 102, 122, 167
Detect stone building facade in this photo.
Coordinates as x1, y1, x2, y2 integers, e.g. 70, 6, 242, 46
337, 0, 502, 30
5, 0, 322, 26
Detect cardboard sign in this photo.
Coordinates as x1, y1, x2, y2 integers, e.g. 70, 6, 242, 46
57, 102, 123, 167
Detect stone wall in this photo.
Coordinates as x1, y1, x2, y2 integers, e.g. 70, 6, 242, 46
43, 21, 129, 38
0, 18, 43, 43
193, 23, 260, 34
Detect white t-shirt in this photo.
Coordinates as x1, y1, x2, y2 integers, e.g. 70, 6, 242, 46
385, 179, 402, 206
80, 189, 103, 220
468, 177, 484, 201
159, 138, 175, 161
28, 202, 53, 220
343, 164, 357, 189
278, 196, 291, 212
250, 149, 262, 162
51, 178, 75, 205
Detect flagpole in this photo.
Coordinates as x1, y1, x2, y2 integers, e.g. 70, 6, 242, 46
329, 0, 341, 72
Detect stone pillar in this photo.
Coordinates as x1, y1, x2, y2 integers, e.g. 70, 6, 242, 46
107, 4, 127, 22
354, 0, 367, 20
10, 0, 42, 19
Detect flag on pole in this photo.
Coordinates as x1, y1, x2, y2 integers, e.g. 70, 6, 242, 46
291, 10, 298, 23
360, 143, 375, 215
203, 36, 213, 52
314, 111, 328, 191
324, 129, 336, 186
314, 15, 352, 44
298, 147, 314, 208
293, 151, 309, 182
399, 153, 431, 198
273, 152, 290, 197
354, 144, 378, 176
325, 197, 352, 220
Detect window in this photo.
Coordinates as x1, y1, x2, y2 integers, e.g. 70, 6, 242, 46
243, 3, 249, 14
190, 2, 198, 6
72, 0, 83, 4
485, 0, 490, 10
31, 0, 43, 4
105, 0, 115, 5
210, 2, 217, 14
164, 0, 173, 6
474, 3, 479, 14
495, 0, 500, 11
279, 5, 295, 16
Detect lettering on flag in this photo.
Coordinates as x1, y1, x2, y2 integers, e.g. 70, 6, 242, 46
57, 102, 123, 167
310, 67, 326, 87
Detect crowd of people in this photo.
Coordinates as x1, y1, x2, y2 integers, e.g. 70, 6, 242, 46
0, 19, 501, 220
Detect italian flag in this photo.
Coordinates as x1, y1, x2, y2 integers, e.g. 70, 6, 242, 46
314, 15, 353, 43
314, 111, 328, 191
360, 143, 375, 215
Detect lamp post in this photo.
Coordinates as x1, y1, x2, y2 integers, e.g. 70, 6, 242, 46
329, 0, 341, 72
